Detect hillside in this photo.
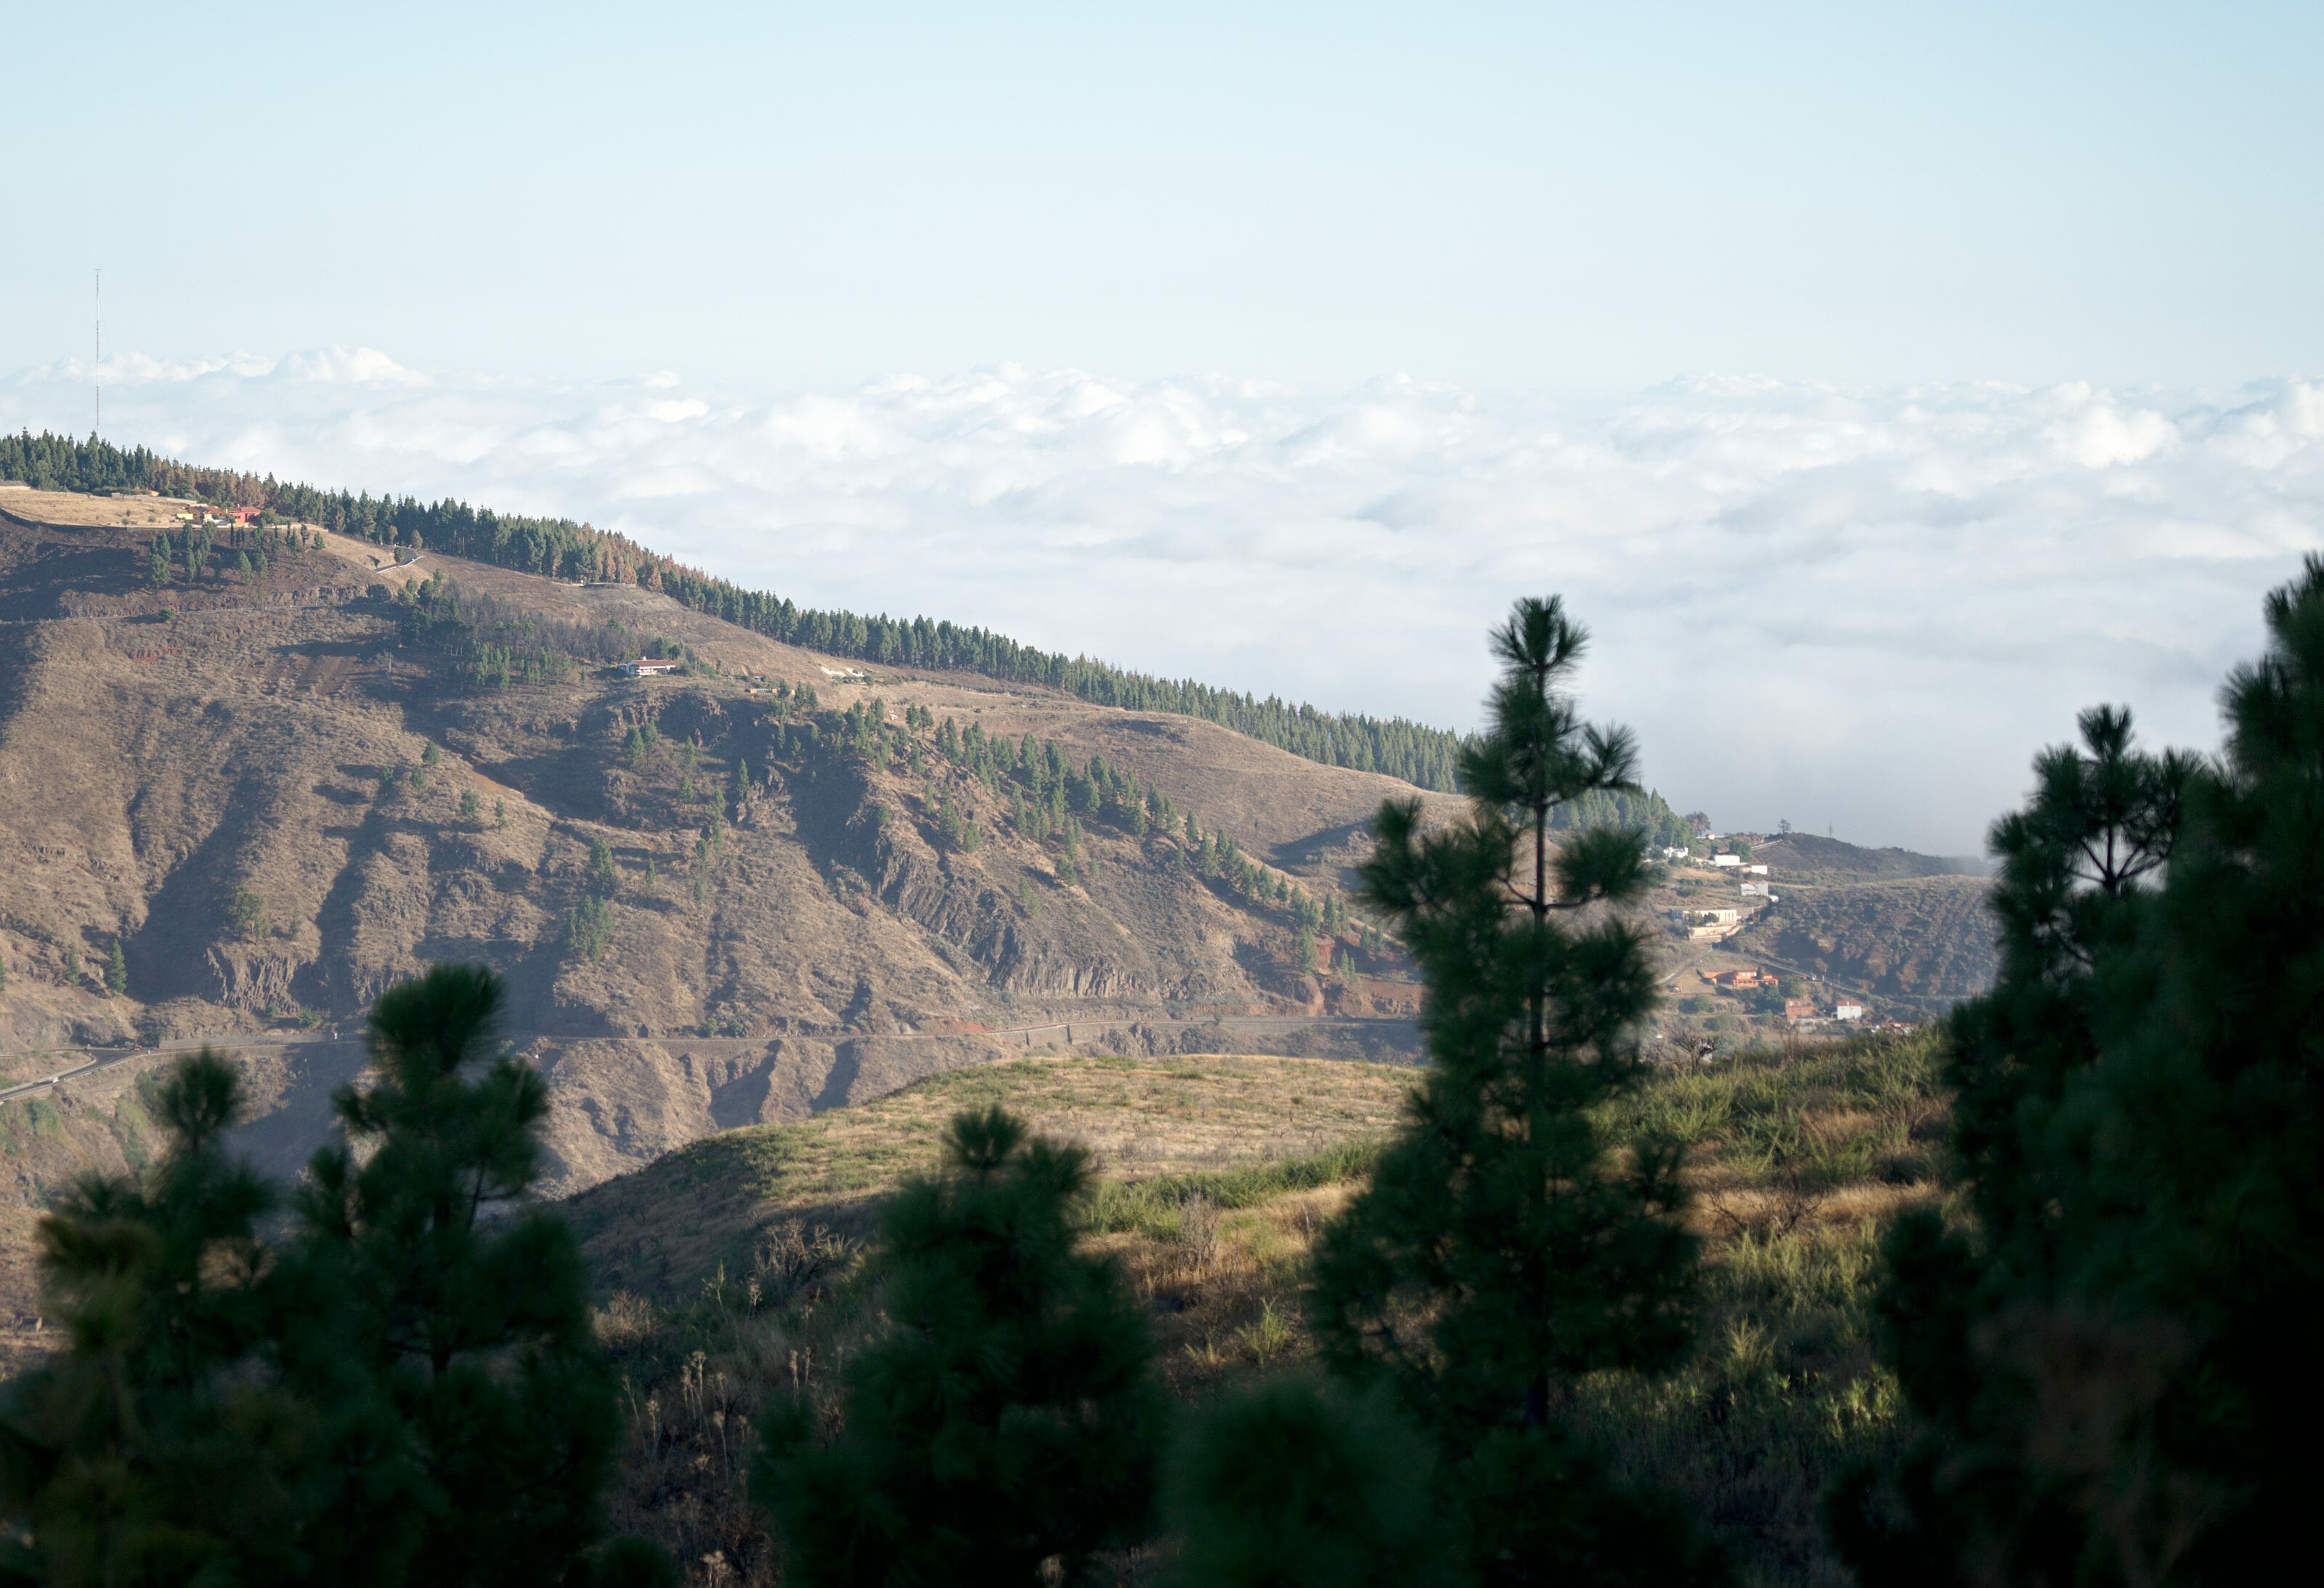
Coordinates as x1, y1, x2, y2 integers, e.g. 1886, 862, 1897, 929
1726, 874, 1998, 1005
1748, 832, 1987, 884
0, 436, 1486, 791
566, 1049, 1413, 1299
0, 479, 1999, 1290
574, 1038, 1948, 1587
0, 486, 1458, 1208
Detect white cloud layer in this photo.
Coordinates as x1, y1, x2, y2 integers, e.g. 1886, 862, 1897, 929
9, 351, 2322, 853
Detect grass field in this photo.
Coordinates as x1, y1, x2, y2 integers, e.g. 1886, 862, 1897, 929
583, 1033, 1944, 1586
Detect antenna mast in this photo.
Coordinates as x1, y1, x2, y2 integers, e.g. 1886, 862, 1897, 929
93, 268, 101, 437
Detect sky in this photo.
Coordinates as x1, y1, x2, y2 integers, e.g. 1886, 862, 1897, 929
4, 4, 2321, 852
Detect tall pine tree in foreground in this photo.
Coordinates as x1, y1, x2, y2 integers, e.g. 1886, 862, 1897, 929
1832, 557, 2324, 1587
0, 967, 672, 1587
0, 1054, 307, 1586
1309, 595, 1722, 1586
760, 1106, 1166, 1588
289, 963, 630, 1588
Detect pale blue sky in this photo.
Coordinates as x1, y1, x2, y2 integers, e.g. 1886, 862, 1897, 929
6, 2, 2320, 392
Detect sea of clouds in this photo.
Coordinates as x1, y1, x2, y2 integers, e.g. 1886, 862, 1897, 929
7, 350, 2320, 854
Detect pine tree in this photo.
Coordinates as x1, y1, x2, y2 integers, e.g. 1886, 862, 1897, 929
0, 1007, 672, 1587
0, 1053, 304, 1585
60, 945, 79, 985
103, 940, 126, 997
1832, 558, 2324, 1587
1165, 1376, 1448, 1588
287, 965, 640, 1587
760, 1107, 1166, 1587
1308, 595, 1718, 1587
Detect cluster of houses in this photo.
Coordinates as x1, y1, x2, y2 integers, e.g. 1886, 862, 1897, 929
1698, 965, 1866, 1025
175, 505, 265, 530
1660, 846, 1781, 901
1657, 835, 1912, 1033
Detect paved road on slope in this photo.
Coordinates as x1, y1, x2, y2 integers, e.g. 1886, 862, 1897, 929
0, 1030, 366, 1104
0, 1014, 1421, 1108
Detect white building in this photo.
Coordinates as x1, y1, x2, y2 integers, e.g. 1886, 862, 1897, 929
1744, 863, 1769, 876
622, 659, 680, 677
1834, 1000, 1865, 1021
1712, 853, 1742, 868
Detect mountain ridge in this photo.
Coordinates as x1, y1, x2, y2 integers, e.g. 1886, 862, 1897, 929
1, 433, 1486, 791
0, 484, 1445, 1203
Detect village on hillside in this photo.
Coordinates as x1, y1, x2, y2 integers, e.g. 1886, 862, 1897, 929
1648, 826, 1927, 1047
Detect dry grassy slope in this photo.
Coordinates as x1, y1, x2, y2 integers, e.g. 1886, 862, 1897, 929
566, 1049, 1413, 1300
0, 491, 1446, 1205
424, 550, 1441, 876
586, 1038, 1946, 1587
